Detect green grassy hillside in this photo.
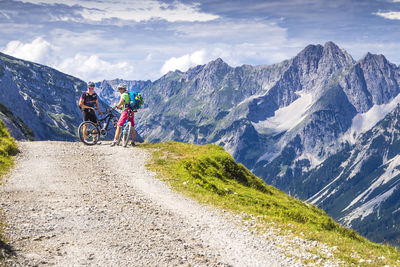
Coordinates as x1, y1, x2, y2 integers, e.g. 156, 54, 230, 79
0, 119, 18, 260
140, 142, 400, 266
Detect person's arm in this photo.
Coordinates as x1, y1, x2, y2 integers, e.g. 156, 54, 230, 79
79, 98, 94, 110
115, 97, 125, 109
95, 99, 102, 114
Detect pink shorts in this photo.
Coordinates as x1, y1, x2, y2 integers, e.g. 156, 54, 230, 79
117, 109, 135, 127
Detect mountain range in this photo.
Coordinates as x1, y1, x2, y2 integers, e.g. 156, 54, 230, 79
95, 42, 400, 247
1, 41, 400, 247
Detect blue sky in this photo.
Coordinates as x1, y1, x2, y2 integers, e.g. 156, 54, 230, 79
1, 0, 400, 82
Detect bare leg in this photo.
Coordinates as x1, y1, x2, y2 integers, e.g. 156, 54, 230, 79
131, 127, 136, 142
83, 124, 87, 141
114, 126, 122, 141
93, 126, 99, 142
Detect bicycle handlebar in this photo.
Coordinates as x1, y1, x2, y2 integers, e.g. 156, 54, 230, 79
104, 106, 137, 115
104, 106, 118, 113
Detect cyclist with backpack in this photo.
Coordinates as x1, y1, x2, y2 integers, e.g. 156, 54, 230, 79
110, 83, 138, 147
79, 81, 103, 142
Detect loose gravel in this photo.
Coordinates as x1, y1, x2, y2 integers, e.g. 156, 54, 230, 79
0, 141, 342, 266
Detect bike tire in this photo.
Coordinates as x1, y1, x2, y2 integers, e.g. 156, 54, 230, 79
78, 121, 100, 146
122, 121, 131, 147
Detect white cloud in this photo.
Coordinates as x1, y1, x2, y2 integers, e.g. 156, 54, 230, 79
1, 35, 137, 82
374, 11, 400, 20
57, 54, 134, 82
2, 37, 55, 64
160, 50, 206, 75
20, 0, 219, 22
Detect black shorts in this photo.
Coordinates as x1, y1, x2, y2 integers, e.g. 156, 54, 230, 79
81, 109, 98, 123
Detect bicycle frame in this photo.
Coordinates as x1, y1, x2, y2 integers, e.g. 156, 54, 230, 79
98, 111, 117, 135
78, 108, 119, 145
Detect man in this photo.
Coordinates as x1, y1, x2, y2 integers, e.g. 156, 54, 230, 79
111, 83, 136, 147
79, 81, 102, 142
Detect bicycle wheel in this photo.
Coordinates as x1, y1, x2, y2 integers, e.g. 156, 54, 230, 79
122, 121, 131, 147
78, 121, 100, 145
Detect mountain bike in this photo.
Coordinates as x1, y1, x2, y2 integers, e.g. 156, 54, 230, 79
119, 109, 136, 147
78, 107, 119, 145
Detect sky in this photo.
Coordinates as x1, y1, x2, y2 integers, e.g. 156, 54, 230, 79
0, 0, 400, 82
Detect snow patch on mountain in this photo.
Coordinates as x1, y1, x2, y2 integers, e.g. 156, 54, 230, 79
343, 154, 400, 212
296, 152, 323, 170
308, 167, 347, 205
347, 150, 370, 180
393, 207, 400, 214
252, 91, 313, 134
343, 94, 400, 144
342, 185, 399, 226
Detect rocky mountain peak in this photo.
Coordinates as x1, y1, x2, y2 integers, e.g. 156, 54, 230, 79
322, 41, 346, 54
323, 41, 339, 49
293, 42, 354, 68
284, 42, 353, 95
181, 59, 230, 82
321, 41, 355, 66
205, 57, 230, 71
360, 52, 390, 68
296, 44, 324, 62
195, 57, 232, 86
163, 69, 183, 79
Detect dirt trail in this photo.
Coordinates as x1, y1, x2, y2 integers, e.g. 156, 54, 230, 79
0, 141, 331, 266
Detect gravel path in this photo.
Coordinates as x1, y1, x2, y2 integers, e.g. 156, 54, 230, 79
0, 141, 340, 266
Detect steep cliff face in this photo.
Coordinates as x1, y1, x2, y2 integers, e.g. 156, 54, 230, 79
0, 52, 110, 140
340, 53, 400, 113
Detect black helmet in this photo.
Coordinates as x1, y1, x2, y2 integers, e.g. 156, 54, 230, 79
87, 81, 95, 88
